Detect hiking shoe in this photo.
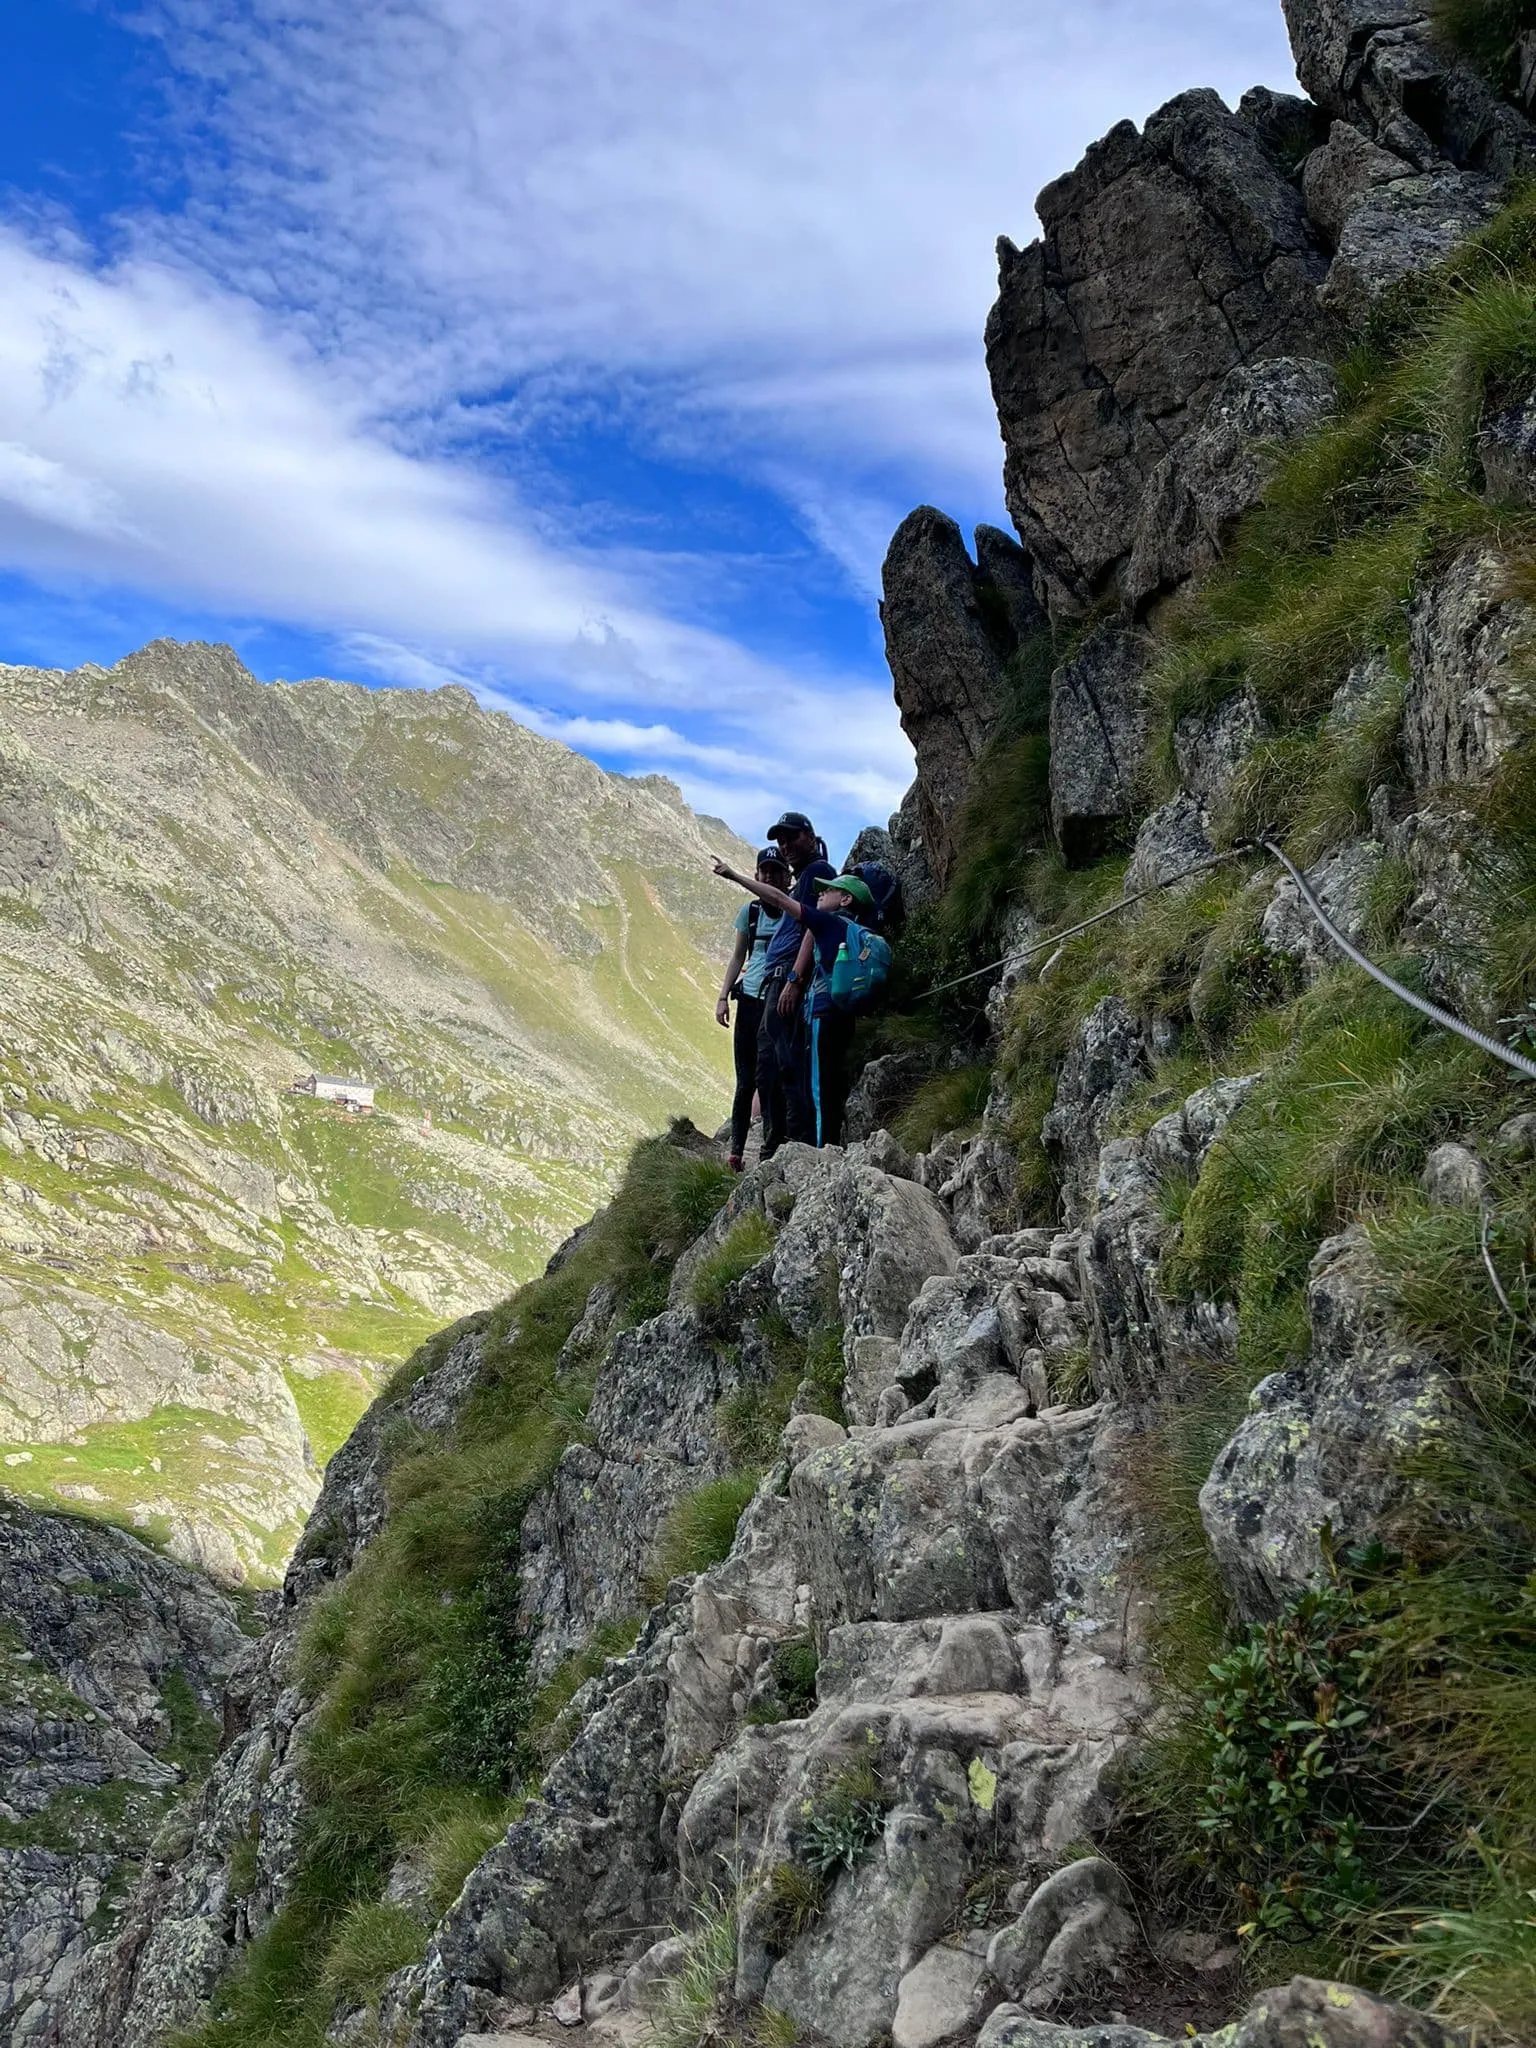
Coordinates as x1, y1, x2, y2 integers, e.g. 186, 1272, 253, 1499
728, 1154, 744, 1173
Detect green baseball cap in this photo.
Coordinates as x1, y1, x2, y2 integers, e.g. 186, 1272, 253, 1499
817, 873, 875, 908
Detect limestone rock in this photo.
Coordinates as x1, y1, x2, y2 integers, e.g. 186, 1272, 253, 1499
1420, 1140, 1487, 1208
1302, 121, 1417, 244
880, 510, 1044, 888
1201, 1229, 1458, 1619
1173, 689, 1267, 810
1124, 359, 1338, 617
978, 1971, 1459, 2046
843, 1050, 932, 1146
1260, 840, 1383, 980
1480, 396, 1536, 505
1320, 168, 1500, 326
1042, 999, 1149, 1225
1405, 544, 1531, 790
1281, 0, 1536, 180
986, 89, 1330, 611
916, 1131, 1025, 1253
985, 1857, 1137, 2010
1049, 630, 1150, 863
0, 1500, 249, 2044
1124, 791, 1216, 895
893, 1940, 994, 2048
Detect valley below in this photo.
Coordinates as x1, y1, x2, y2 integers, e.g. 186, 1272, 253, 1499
0, 639, 744, 1580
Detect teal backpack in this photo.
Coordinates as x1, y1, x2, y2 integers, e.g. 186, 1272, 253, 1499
825, 919, 892, 1013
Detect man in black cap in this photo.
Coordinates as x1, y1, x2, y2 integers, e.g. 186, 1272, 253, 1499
755, 812, 834, 1156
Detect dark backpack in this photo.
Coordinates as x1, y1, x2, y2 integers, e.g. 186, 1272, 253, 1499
851, 861, 902, 931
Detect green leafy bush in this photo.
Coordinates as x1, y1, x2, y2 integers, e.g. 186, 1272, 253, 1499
1196, 1575, 1389, 1938
798, 1759, 889, 1877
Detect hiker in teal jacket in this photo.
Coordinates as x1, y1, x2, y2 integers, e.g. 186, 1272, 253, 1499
711, 856, 877, 1148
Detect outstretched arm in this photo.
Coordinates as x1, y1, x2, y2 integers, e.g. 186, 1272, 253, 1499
711, 858, 803, 922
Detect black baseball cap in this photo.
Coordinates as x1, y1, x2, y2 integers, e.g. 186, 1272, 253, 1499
755, 845, 790, 867
767, 810, 815, 840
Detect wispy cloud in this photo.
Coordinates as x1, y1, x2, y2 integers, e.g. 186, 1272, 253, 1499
0, 0, 1301, 849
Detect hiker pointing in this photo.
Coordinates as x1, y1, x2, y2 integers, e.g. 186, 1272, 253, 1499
711, 850, 890, 1149
714, 845, 788, 1169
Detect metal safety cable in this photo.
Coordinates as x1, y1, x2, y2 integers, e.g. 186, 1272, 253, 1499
1254, 837, 1536, 1085
915, 844, 1255, 1002
916, 831, 1536, 1088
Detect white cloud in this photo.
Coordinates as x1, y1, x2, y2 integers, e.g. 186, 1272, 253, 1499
0, 0, 1304, 852
141, 0, 1299, 497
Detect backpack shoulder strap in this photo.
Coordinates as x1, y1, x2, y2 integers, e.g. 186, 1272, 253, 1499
746, 900, 762, 948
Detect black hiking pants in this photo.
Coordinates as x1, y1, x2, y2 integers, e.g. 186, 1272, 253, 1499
809, 1008, 856, 1148
756, 973, 809, 1155
730, 991, 765, 1159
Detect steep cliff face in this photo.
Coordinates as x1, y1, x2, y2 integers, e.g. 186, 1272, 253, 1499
0, 642, 746, 1580
0, 1500, 248, 2047
16, 2, 1536, 2045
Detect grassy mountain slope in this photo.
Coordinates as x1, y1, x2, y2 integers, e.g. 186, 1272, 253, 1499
0, 639, 748, 1582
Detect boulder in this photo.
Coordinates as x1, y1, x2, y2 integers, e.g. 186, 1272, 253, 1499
1041, 998, 1150, 1225
985, 1856, 1137, 2010
771, 1152, 959, 1358
1201, 1229, 1459, 1619
880, 509, 1043, 888
1302, 121, 1417, 244
1420, 1140, 1487, 1208
1124, 359, 1338, 617
1320, 168, 1500, 326
1173, 689, 1267, 810
1405, 544, 1528, 791
894, 1941, 994, 2048
1048, 629, 1150, 863
1124, 791, 1216, 894
986, 89, 1330, 612
1260, 839, 1383, 979
978, 1972, 1460, 2047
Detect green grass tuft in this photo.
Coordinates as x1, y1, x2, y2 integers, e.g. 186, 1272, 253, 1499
647, 1472, 760, 1597
690, 1212, 777, 1317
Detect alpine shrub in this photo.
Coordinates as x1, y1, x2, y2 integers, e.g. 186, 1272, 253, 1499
1195, 1570, 1396, 1938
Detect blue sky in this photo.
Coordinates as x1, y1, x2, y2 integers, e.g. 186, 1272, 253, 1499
0, 0, 1300, 855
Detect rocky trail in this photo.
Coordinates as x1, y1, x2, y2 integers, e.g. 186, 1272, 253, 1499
11, 0, 1536, 2042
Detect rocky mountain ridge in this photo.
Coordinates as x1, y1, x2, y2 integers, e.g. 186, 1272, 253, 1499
10, 0, 1536, 2043
0, 639, 746, 1581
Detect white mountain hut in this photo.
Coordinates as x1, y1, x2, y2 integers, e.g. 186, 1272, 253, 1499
298, 1073, 375, 1111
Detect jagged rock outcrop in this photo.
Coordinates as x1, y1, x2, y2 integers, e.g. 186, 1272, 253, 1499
0, 1501, 248, 2046
986, 89, 1333, 614
1124, 358, 1339, 616
1282, 0, 1534, 180
881, 510, 1046, 888
1047, 629, 1151, 862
